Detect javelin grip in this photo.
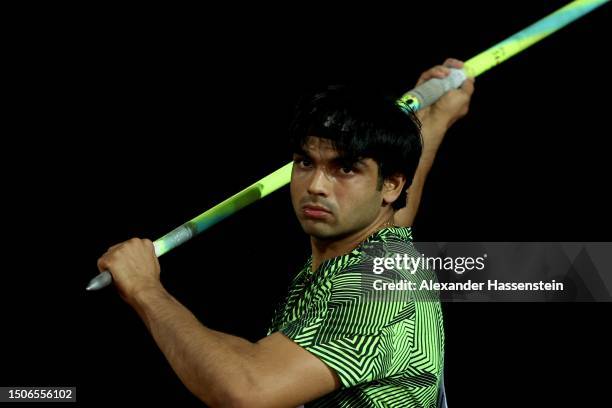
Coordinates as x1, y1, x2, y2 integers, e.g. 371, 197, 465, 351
86, 230, 180, 291
402, 68, 467, 111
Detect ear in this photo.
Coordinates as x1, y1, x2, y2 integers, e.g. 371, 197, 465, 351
382, 173, 407, 206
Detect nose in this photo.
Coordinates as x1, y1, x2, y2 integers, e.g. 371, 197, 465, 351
307, 168, 330, 197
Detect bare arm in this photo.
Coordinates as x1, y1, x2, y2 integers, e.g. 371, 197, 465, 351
394, 58, 475, 227
98, 239, 339, 407
396, 122, 448, 228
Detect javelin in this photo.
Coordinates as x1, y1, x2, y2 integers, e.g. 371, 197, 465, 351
87, 0, 609, 291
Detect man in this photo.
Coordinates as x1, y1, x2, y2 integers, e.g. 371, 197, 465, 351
97, 59, 474, 407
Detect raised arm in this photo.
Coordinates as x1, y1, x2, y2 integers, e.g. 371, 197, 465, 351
394, 58, 475, 227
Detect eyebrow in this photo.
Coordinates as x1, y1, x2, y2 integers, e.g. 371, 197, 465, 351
292, 146, 310, 158
293, 148, 367, 168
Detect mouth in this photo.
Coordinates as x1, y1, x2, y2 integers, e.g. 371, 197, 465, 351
302, 204, 332, 219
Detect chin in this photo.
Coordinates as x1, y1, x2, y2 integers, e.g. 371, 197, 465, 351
301, 221, 336, 239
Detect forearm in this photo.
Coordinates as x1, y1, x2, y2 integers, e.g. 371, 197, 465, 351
130, 286, 258, 406
396, 57, 474, 227
402, 160, 431, 227
395, 123, 448, 227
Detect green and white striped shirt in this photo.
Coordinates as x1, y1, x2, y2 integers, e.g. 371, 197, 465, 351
267, 227, 445, 407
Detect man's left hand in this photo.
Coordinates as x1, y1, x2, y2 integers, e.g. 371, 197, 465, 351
415, 58, 475, 154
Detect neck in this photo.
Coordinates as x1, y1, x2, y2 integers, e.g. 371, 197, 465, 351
310, 209, 395, 272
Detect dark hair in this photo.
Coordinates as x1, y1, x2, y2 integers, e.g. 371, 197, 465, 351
290, 85, 422, 210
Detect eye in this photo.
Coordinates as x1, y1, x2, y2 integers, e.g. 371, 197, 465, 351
294, 157, 313, 168
340, 165, 355, 175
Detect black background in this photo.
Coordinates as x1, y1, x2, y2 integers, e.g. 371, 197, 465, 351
2, 1, 611, 406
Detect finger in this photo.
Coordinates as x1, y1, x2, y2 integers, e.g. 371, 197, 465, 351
107, 243, 123, 253
142, 238, 157, 254
416, 65, 451, 86
130, 237, 155, 254
443, 58, 464, 68
460, 77, 475, 96
97, 254, 112, 273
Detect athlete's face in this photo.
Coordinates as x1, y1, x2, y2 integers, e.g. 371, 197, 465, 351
290, 137, 385, 241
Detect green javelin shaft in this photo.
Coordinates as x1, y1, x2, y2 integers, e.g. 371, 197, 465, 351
398, 0, 609, 111
465, 0, 609, 78
87, 0, 608, 291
